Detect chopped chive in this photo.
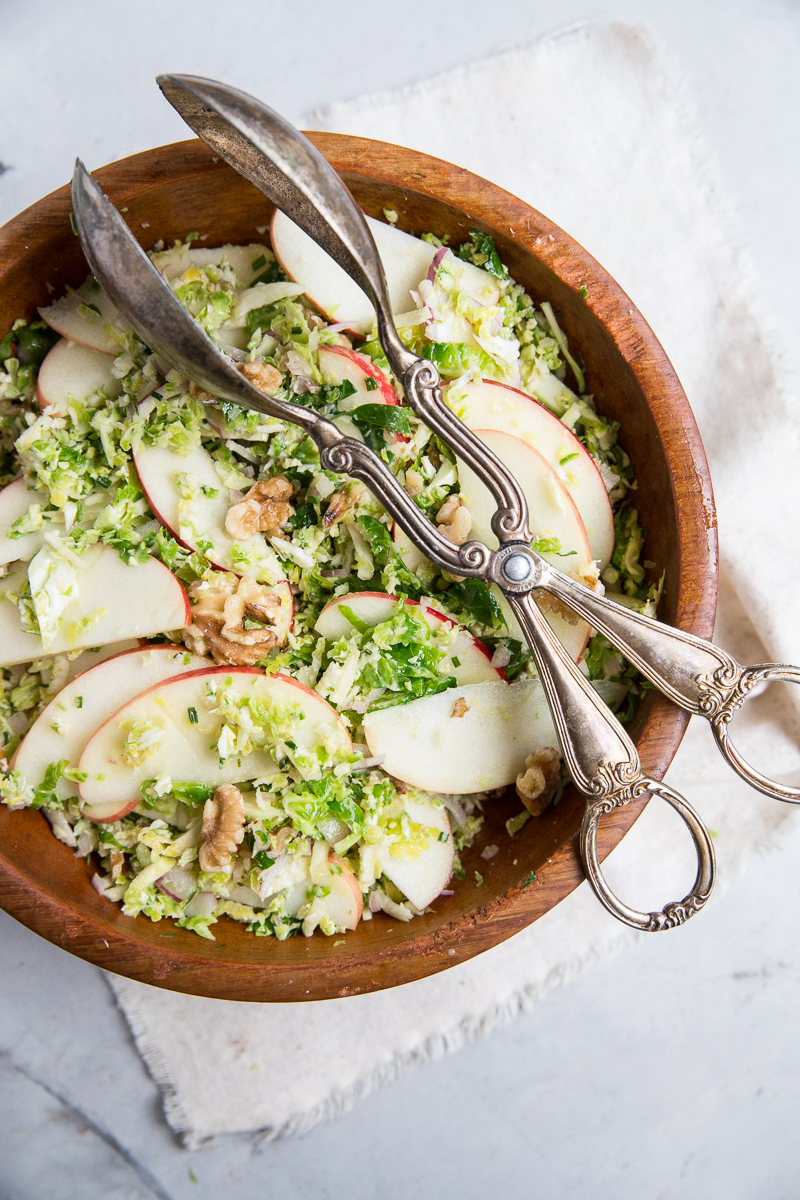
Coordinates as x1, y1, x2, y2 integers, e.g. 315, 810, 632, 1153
75, 696, 83, 708
251, 254, 266, 271
579, 285, 589, 299
475, 871, 484, 886
521, 871, 537, 889
451, 655, 461, 667
559, 452, 580, 465
188, 707, 199, 724
364, 375, 378, 391
69, 212, 78, 236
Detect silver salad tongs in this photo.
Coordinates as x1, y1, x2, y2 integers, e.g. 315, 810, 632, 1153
70, 73, 800, 931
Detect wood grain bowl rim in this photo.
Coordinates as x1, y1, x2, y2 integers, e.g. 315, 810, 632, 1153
0, 134, 718, 1002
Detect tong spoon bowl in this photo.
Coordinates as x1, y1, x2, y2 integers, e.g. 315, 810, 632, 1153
68, 76, 795, 930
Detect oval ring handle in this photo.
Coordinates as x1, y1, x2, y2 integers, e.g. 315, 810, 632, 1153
580, 776, 716, 931
709, 663, 800, 803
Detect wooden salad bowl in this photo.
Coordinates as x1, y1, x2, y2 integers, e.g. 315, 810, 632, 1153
0, 135, 717, 1002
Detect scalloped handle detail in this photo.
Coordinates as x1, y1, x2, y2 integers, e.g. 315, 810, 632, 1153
707, 663, 800, 803
580, 772, 716, 931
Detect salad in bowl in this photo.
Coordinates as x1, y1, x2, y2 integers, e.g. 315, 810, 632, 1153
0, 206, 658, 943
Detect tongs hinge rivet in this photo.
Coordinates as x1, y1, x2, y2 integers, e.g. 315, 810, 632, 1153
502, 554, 533, 583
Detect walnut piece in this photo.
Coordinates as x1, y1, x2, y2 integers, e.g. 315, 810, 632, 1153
183, 574, 289, 665
516, 746, 561, 816
225, 475, 294, 540
189, 381, 216, 404
404, 469, 424, 498
323, 485, 359, 529
237, 360, 282, 394
199, 784, 245, 873
109, 848, 125, 882
436, 494, 472, 546
451, 697, 470, 719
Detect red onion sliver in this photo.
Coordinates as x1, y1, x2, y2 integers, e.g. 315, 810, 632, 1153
440, 795, 468, 827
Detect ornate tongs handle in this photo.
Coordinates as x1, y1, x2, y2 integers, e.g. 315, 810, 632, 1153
509, 591, 715, 930
540, 565, 800, 804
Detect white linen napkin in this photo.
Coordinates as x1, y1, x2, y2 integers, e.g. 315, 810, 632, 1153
108, 21, 800, 1147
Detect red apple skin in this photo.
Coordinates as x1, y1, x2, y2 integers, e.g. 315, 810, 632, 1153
317, 591, 506, 680
179, 580, 192, 626
318, 344, 398, 406
84, 798, 140, 824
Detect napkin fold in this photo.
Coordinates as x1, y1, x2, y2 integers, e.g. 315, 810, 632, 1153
109, 21, 800, 1146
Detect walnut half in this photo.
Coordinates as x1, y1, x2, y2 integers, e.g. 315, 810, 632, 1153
237, 360, 282, 394
516, 747, 561, 816
225, 476, 294, 541
198, 784, 245, 873
183, 574, 289, 666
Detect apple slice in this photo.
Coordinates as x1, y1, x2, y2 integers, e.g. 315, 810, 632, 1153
458, 429, 592, 567
391, 523, 436, 581
0, 478, 48, 565
315, 591, 504, 684
12, 645, 208, 817
149, 242, 272, 288
317, 344, 398, 409
319, 859, 362, 930
39, 278, 129, 354
272, 209, 438, 335
133, 440, 287, 588
445, 378, 614, 568
493, 587, 590, 664
78, 667, 352, 811
0, 547, 190, 668
374, 793, 454, 909
280, 851, 362, 931
36, 337, 123, 412
363, 677, 558, 794
64, 639, 140, 684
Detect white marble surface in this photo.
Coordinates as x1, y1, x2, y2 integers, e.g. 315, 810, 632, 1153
2, 0, 800, 1196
